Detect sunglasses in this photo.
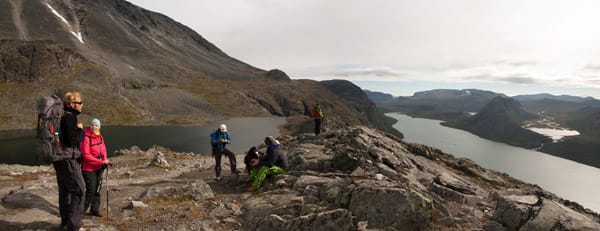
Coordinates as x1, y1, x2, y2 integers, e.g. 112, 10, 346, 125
72, 101, 83, 105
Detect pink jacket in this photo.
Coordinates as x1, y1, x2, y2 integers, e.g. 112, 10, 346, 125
80, 128, 107, 172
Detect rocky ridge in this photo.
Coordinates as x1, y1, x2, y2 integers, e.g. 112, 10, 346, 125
1, 126, 599, 230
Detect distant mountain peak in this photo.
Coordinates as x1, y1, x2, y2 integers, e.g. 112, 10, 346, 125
477, 96, 536, 122
513, 93, 595, 103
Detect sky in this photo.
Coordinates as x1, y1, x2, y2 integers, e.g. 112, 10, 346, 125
127, 0, 600, 98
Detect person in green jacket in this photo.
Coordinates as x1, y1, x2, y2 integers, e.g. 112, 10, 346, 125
311, 103, 324, 135
247, 136, 288, 192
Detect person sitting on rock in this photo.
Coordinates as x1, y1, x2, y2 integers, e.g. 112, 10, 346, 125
244, 146, 262, 174
247, 136, 288, 192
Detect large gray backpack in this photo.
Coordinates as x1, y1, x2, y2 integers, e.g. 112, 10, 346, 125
36, 94, 65, 164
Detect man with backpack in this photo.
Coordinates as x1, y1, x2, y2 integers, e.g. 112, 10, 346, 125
54, 92, 86, 231
210, 124, 240, 180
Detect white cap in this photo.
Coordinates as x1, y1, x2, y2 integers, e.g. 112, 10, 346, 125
219, 124, 227, 132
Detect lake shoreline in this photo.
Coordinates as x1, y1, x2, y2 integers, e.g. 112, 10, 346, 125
391, 112, 600, 169
386, 112, 600, 213
0, 116, 286, 166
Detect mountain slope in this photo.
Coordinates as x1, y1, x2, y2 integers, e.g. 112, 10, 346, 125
444, 96, 551, 148
539, 106, 600, 167
378, 89, 503, 121
0, 0, 375, 131
514, 93, 593, 103
320, 80, 403, 138
363, 89, 395, 103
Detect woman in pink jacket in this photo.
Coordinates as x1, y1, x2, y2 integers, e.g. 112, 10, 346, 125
80, 118, 110, 217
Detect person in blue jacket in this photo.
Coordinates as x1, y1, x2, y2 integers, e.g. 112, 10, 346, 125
211, 124, 239, 180
247, 136, 288, 192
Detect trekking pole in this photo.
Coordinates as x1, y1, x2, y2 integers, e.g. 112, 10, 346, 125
105, 163, 109, 221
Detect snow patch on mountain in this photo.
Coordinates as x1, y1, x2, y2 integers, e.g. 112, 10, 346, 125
45, 3, 84, 44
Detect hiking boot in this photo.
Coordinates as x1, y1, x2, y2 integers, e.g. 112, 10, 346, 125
91, 211, 103, 217
232, 170, 241, 174
245, 178, 252, 183
247, 186, 255, 192
215, 176, 222, 181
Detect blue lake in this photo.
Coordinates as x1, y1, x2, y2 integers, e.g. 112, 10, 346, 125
386, 112, 600, 213
0, 117, 285, 166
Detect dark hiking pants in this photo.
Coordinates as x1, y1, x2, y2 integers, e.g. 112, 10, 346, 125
53, 158, 85, 231
214, 148, 237, 177
314, 118, 322, 135
83, 169, 104, 214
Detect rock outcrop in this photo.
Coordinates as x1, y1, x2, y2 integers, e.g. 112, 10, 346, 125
242, 126, 600, 230
0, 126, 598, 230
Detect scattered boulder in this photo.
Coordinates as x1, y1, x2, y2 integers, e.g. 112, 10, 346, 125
126, 200, 149, 209
150, 151, 170, 168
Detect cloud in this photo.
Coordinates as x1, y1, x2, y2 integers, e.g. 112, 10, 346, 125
583, 64, 600, 72
495, 60, 539, 67
495, 76, 540, 84
587, 79, 600, 85
459, 72, 540, 84
292, 66, 406, 81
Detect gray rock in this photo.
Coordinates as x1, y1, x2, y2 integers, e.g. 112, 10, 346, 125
521, 199, 600, 231
484, 221, 508, 231
140, 180, 214, 201
348, 180, 432, 229
127, 200, 148, 209
1, 190, 58, 216
252, 208, 353, 231
150, 151, 169, 168
434, 172, 477, 195
493, 194, 532, 230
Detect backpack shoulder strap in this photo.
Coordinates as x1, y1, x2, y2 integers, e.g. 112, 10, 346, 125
87, 135, 104, 146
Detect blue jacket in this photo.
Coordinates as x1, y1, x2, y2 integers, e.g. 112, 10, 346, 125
210, 129, 231, 154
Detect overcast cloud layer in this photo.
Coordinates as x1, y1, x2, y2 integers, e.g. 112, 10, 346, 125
128, 0, 600, 98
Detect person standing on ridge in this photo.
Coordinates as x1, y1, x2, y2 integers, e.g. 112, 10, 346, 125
211, 124, 240, 180
55, 92, 85, 231
311, 103, 324, 135
81, 118, 110, 217
247, 136, 288, 192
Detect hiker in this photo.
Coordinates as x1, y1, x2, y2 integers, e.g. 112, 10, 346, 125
311, 103, 324, 135
247, 136, 288, 192
81, 118, 110, 217
210, 124, 240, 180
55, 92, 86, 231
244, 146, 263, 174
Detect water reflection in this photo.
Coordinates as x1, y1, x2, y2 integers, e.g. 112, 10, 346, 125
0, 117, 285, 166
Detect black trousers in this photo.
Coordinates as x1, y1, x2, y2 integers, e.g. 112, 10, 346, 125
214, 148, 237, 177
82, 169, 104, 214
53, 158, 85, 231
314, 118, 322, 135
